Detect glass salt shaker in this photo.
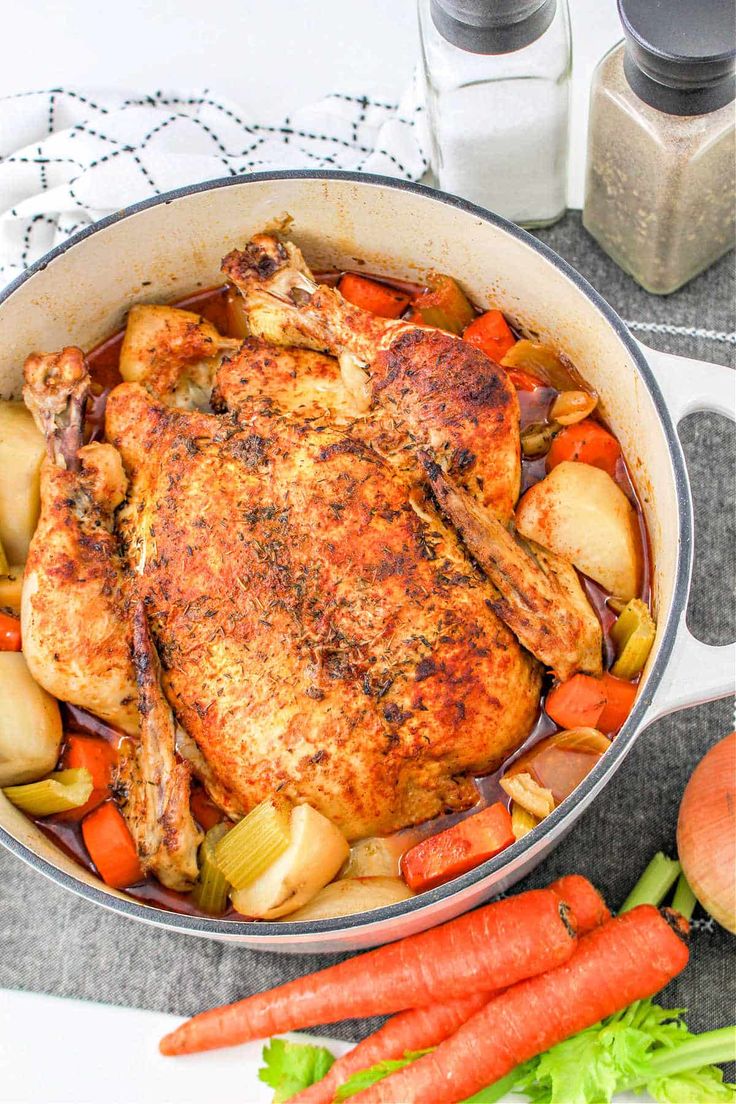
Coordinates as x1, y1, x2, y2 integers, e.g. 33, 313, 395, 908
418, 0, 572, 228
583, 0, 736, 295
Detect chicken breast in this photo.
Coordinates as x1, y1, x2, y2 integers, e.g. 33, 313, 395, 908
105, 381, 541, 839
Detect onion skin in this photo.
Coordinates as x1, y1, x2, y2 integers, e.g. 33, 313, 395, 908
677, 732, 736, 934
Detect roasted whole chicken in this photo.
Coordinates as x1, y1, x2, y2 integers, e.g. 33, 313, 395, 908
19, 233, 607, 891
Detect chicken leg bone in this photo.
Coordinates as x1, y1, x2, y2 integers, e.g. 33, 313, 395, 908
23, 346, 90, 471
117, 604, 203, 891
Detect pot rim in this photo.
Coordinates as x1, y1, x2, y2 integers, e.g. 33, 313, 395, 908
0, 170, 693, 940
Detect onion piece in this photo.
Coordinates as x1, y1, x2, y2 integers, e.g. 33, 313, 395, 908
676, 732, 736, 933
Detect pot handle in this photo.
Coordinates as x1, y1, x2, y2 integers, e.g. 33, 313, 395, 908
639, 341, 735, 720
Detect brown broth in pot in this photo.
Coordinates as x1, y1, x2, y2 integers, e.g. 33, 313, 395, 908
32, 273, 651, 917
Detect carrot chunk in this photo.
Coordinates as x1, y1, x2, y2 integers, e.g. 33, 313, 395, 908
545, 673, 608, 730
401, 803, 514, 892
190, 787, 225, 831
0, 610, 21, 651
597, 672, 638, 733
546, 419, 622, 478
506, 367, 546, 392
462, 310, 516, 363
56, 735, 117, 821
338, 274, 410, 319
81, 802, 143, 889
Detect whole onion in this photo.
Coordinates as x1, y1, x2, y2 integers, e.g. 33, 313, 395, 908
677, 732, 736, 933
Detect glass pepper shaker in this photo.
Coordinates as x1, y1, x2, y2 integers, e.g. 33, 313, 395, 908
418, 0, 572, 228
583, 0, 736, 295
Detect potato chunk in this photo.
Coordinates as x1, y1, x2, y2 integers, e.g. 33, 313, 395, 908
0, 652, 62, 786
340, 835, 406, 879
230, 803, 349, 920
0, 403, 45, 563
516, 461, 641, 600
284, 877, 413, 921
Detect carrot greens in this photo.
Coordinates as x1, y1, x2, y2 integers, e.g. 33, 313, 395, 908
263, 1004, 735, 1104
258, 1039, 335, 1104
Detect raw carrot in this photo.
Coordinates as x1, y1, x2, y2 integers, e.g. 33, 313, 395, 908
190, 787, 224, 831
546, 419, 622, 478
339, 274, 410, 319
289, 875, 609, 1104
56, 735, 117, 821
597, 672, 637, 733
462, 310, 516, 363
352, 906, 690, 1104
545, 674, 608, 730
548, 874, 610, 931
159, 888, 577, 1055
290, 993, 491, 1104
0, 610, 21, 651
81, 802, 143, 889
400, 802, 514, 892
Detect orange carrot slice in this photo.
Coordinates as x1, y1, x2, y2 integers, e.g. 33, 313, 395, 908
401, 803, 514, 892
339, 274, 410, 319
463, 310, 516, 363
82, 802, 143, 889
546, 419, 621, 478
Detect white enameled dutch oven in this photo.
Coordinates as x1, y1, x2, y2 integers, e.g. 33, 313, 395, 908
0, 172, 733, 953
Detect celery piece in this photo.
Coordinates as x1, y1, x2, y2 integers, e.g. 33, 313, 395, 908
3, 767, 93, 816
414, 274, 475, 335
511, 801, 539, 841
620, 852, 681, 913
192, 823, 231, 915
215, 795, 291, 890
622, 1024, 736, 1093
520, 420, 560, 459
672, 872, 698, 921
0, 536, 9, 576
610, 598, 656, 680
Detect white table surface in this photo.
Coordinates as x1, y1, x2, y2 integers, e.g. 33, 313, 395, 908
1, 0, 623, 208
0, 988, 646, 1104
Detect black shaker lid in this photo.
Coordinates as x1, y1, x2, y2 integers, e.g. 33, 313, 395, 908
430, 0, 557, 54
618, 0, 736, 115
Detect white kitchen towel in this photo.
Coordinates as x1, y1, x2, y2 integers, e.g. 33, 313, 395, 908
0, 86, 428, 285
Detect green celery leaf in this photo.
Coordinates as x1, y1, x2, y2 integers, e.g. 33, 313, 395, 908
335, 1050, 431, 1101
648, 1068, 736, 1103
258, 1038, 336, 1103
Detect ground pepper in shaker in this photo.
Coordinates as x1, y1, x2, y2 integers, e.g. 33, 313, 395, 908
418, 0, 571, 227
583, 0, 736, 295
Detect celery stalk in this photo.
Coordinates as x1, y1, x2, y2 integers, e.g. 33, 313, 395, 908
193, 823, 231, 914
215, 795, 291, 890
414, 274, 475, 334
610, 599, 656, 679
619, 852, 681, 912
622, 1026, 736, 1090
672, 872, 698, 921
3, 767, 93, 816
511, 802, 538, 841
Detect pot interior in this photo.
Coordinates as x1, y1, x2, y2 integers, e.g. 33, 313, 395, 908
0, 174, 685, 945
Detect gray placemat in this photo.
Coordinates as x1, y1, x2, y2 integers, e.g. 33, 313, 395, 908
1, 213, 734, 1051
